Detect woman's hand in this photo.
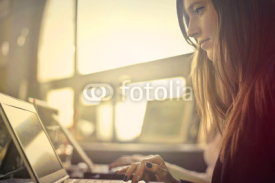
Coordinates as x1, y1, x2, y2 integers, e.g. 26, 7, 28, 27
109, 154, 150, 169
116, 154, 181, 183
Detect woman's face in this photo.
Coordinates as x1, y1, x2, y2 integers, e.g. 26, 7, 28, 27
184, 0, 218, 61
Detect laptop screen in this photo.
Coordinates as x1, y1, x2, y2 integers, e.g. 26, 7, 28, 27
2, 104, 63, 178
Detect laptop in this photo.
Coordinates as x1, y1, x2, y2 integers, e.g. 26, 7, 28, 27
28, 98, 109, 173
0, 93, 137, 183
28, 98, 122, 174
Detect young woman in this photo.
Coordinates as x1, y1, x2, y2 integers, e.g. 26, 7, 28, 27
117, 0, 275, 182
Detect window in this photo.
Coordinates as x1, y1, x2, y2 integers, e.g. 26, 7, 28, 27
77, 0, 193, 74
38, 0, 75, 83
115, 77, 185, 141
38, 0, 195, 143
46, 88, 74, 128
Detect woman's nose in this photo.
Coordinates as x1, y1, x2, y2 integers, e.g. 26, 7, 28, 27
187, 19, 200, 38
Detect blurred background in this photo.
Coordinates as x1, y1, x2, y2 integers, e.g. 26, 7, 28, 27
0, 0, 207, 173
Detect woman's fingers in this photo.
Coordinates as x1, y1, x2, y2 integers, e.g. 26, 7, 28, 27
144, 161, 168, 178
109, 154, 162, 170
131, 161, 167, 182
116, 154, 170, 182
116, 163, 143, 182
144, 161, 180, 183
123, 162, 155, 183
122, 163, 140, 182
131, 164, 142, 183
131, 155, 168, 182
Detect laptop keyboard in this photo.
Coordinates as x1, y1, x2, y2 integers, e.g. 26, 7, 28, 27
67, 179, 132, 183
1, 178, 143, 183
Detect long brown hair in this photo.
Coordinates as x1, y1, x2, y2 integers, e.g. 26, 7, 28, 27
177, 0, 275, 161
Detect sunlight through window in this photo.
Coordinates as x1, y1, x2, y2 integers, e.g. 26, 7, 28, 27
96, 102, 113, 141
115, 77, 185, 141
38, 0, 74, 82
46, 88, 74, 128
78, 0, 193, 74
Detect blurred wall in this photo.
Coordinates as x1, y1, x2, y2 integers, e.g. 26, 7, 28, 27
0, 0, 46, 99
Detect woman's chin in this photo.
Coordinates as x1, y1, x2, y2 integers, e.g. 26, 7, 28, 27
206, 51, 214, 61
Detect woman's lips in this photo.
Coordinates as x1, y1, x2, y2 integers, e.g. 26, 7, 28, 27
200, 38, 210, 50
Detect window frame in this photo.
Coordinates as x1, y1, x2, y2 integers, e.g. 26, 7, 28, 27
37, 0, 196, 143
